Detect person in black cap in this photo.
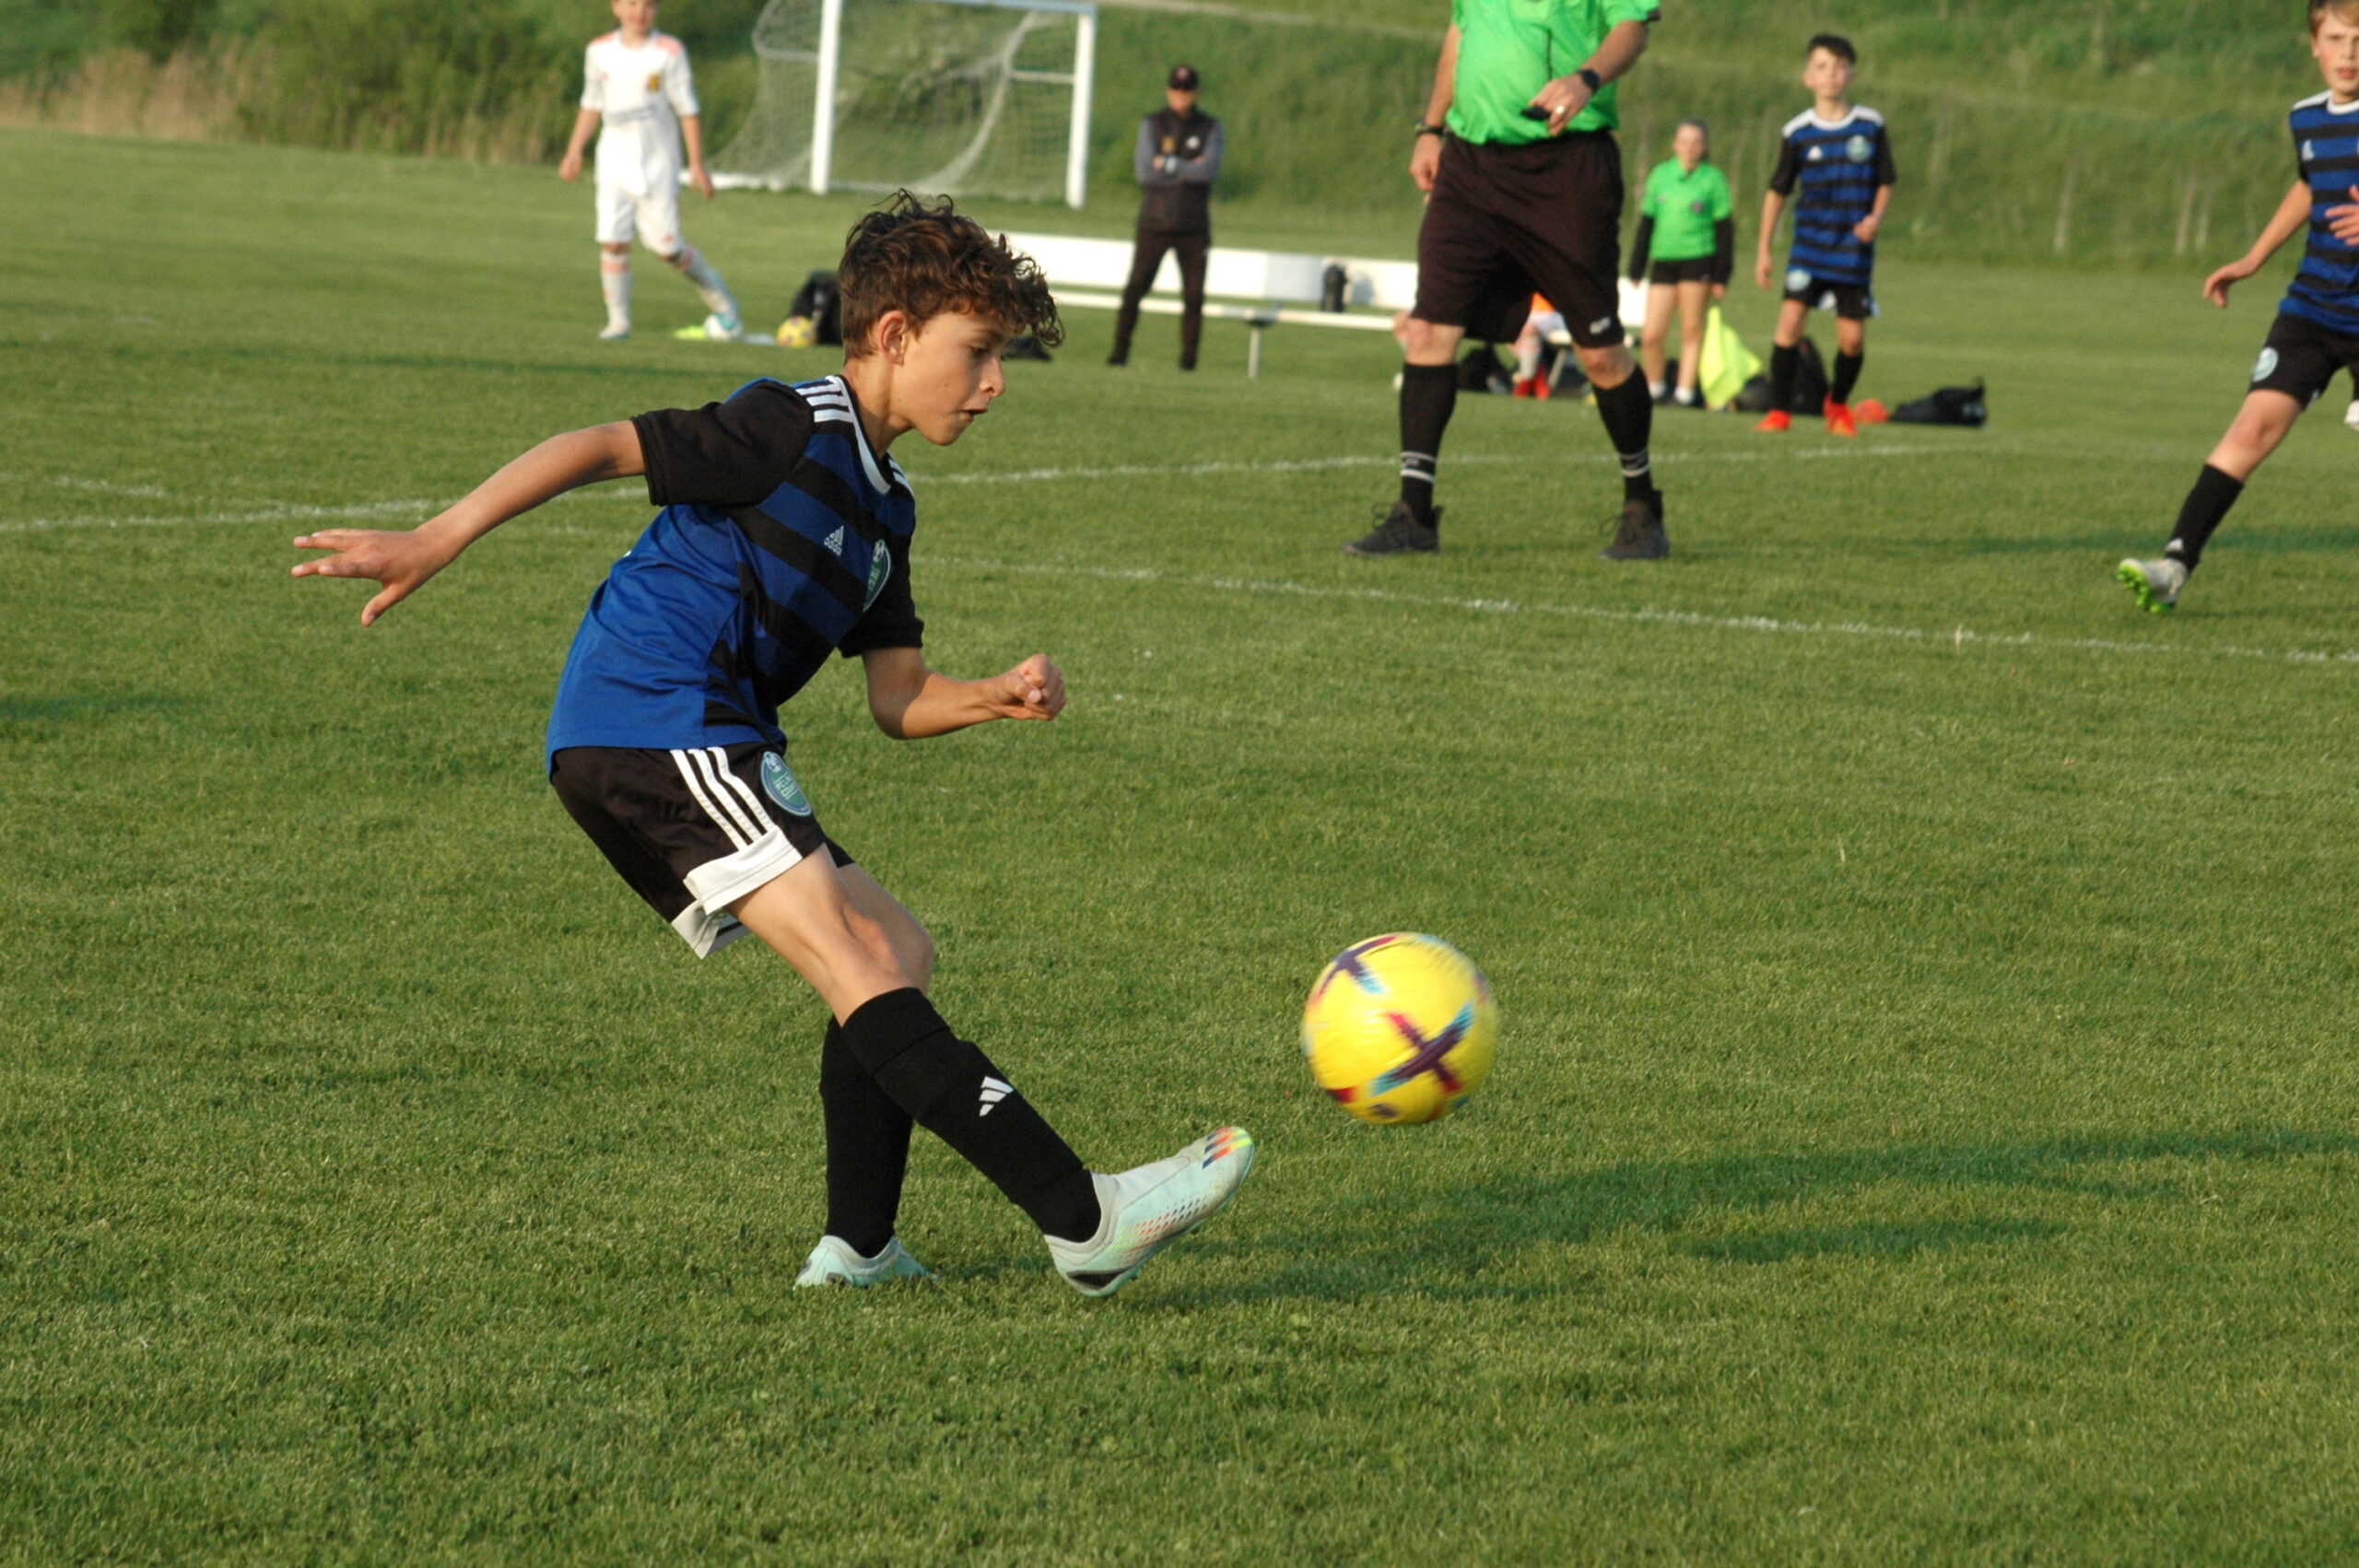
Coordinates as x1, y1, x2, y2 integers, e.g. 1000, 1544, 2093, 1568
1109, 64, 1223, 370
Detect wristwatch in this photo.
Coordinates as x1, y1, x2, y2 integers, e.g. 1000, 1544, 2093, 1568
1413, 122, 1446, 139
1576, 66, 1602, 92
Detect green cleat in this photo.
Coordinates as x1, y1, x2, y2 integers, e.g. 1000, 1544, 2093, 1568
2117, 556, 2187, 614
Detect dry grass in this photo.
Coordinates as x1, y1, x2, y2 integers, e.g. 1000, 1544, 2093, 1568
0, 43, 563, 164
0, 46, 253, 143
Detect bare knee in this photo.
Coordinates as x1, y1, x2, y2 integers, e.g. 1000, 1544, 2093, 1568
1579, 342, 1635, 387
1401, 317, 1461, 366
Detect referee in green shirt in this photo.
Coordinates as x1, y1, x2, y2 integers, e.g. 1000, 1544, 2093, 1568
1344, 0, 1669, 560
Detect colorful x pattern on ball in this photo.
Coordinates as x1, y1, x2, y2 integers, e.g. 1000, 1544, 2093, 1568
1314, 933, 1403, 1002
1370, 1004, 1472, 1095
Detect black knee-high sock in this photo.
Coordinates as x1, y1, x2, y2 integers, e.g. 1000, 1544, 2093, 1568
838, 989, 1099, 1242
1831, 349, 1863, 405
819, 1018, 913, 1257
1769, 344, 1800, 411
1398, 361, 1457, 522
1592, 372, 1656, 502
2165, 464, 2245, 571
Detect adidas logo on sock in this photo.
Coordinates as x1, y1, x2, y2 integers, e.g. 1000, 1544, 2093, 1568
978, 1075, 1013, 1116
824, 526, 846, 556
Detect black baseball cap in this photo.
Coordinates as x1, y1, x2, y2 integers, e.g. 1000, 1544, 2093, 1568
1168, 64, 1200, 90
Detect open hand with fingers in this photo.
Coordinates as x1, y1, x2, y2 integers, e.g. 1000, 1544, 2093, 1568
290, 525, 459, 626
984, 654, 1065, 721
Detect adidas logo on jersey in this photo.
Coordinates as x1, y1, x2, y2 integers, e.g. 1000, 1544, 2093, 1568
824, 525, 845, 556
979, 1075, 1013, 1116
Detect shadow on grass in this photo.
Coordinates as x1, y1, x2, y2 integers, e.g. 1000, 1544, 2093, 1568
1156, 1128, 2354, 1305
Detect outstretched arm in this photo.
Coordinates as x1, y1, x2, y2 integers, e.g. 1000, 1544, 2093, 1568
292, 422, 643, 625
861, 646, 1064, 739
2210, 179, 2316, 306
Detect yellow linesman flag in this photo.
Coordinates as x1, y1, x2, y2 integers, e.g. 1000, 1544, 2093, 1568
1698, 306, 1762, 412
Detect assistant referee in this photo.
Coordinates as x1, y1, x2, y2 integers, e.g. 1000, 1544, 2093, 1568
1344, 0, 1668, 560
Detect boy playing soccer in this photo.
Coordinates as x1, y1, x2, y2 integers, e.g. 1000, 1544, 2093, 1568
557, 0, 743, 342
2119, 0, 2359, 613
1753, 34, 1894, 439
290, 194, 1256, 1295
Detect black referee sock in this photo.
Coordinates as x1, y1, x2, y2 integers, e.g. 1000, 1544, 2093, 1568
1831, 349, 1864, 405
1769, 344, 1800, 411
1398, 361, 1458, 524
2164, 464, 2246, 572
838, 989, 1100, 1243
819, 1018, 912, 1258
1591, 371, 1656, 502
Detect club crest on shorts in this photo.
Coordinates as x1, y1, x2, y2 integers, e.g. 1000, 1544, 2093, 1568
1786, 267, 1813, 294
863, 542, 891, 609
759, 752, 814, 816
2253, 346, 2280, 384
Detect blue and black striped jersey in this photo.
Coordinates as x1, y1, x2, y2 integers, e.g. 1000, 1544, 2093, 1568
1767, 106, 1895, 287
2283, 91, 2359, 336
546, 375, 921, 763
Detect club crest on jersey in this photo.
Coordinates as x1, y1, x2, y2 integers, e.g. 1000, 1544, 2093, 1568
645, 71, 663, 90
2253, 346, 2280, 384
1846, 135, 1874, 162
863, 542, 891, 609
759, 752, 814, 816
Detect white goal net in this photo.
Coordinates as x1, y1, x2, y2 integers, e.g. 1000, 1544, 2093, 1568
714, 0, 1097, 208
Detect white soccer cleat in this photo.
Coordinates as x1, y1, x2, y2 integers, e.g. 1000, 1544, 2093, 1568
2117, 556, 2188, 614
703, 311, 743, 342
598, 321, 632, 342
794, 1235, 934, 1288
1045, 1127, 1256, 1298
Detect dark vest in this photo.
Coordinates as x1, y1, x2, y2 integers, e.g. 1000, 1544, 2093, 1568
1140, 108, 1216, 234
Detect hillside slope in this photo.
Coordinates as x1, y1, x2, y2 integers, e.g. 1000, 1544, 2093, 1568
0, 0, 2324, 268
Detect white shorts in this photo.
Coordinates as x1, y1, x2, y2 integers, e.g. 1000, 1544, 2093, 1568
596, 181, 684, 256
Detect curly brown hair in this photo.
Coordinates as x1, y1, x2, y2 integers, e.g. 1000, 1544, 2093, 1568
837, 192, 1064, 357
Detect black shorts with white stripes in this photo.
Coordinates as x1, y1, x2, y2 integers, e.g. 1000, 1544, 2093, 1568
550, 742, 853, 958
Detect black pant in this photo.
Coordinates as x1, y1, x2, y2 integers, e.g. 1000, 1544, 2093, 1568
1111, 227, 1209, 367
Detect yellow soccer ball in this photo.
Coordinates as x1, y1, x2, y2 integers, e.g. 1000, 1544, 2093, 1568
778, 315, 818, 349
1301, 933, 1496, 1125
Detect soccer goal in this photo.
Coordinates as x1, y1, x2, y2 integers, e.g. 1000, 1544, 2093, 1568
713, 0, 1097, 208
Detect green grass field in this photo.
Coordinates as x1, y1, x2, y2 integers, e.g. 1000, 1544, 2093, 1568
7, 131, 2359, 1564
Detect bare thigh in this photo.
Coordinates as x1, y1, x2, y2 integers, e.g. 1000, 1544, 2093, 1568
730, 852, 921, 1021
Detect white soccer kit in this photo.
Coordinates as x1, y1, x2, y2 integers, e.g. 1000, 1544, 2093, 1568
583, 30, 699, 253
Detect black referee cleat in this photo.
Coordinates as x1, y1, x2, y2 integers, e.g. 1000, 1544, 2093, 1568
1601, 490, 1669, 560
1343, 501, 1441, 556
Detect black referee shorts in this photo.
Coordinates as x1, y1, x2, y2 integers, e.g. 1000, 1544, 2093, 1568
551, 741, 853, 958
1414, 132, 1626, 349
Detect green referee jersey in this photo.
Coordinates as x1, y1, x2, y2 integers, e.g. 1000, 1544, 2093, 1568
1639, 158, 1731, 260
1446, 0, 1661, 144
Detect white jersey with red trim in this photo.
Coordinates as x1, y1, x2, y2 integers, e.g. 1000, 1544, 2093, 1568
581, 30, 698, 195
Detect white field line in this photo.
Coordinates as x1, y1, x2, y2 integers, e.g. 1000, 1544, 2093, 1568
922, 554, 2359, 671
0, 481, 643, 535
0, 447, 1957, 532
914, 442, 1968, 486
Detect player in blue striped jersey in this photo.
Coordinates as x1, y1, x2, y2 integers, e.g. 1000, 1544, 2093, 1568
291, 193, 1257, 1296
2119, 0, 2359, 613
1753, 35, 1894, 439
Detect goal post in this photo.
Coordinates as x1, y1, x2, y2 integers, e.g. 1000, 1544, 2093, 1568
714, 0, 1098, 210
